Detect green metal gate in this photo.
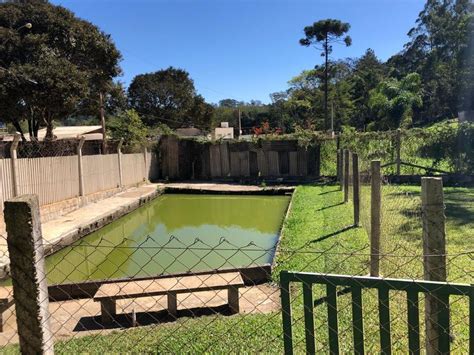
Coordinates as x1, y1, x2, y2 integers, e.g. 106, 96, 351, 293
280, 271, 473, 354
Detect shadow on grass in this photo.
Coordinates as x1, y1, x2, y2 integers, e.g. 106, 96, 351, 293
318, 189, 341, 195
73, 305, 232, 332
315, 202, 344, 212
310, 225, 357, 244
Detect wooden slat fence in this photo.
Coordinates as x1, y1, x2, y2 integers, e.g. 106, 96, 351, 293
0, 152, 150, 209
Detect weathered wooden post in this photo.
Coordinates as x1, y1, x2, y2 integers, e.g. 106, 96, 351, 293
337, 149, 342, 188
4, 195, 54, 354
352, 153, 360, 226
370, 160, 381, 277
421, 177, 449, 354
396, 129, 401, 176
10, 133, 20, 197
117, 138, 124, 189
143, 145, 148, 182
77, 136, 86, 197
344, 149, 350, 203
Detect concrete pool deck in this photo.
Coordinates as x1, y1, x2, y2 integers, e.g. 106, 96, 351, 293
0, 182, 294, 278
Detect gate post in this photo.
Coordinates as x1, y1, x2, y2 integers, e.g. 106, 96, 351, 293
4, 195, 54, 354
370, 160, 381, 277
421, 177, 449, 354
10, 134, 20, 197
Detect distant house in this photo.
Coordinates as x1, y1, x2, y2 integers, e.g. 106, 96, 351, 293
214, 122, 234, 140
0, 125, 104, 141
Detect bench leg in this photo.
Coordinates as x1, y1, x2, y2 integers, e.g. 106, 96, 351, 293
168, 293, 177, 318
228, 286, 239, 314
101, 299, 116, 325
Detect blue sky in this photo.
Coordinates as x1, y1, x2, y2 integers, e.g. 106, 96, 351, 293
51, 0, 425, 104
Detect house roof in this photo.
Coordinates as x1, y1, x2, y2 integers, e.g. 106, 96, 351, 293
37, 126, 103, 140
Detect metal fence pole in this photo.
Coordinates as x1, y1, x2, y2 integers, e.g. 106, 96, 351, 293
117, 138, 124, 189
77, 136, 86, 197
344, 149, 350, 203
4, 195, 54, 354
10, 134, 20, 197
421, 177, 449, 354
370, 160, 381, 277
352, 153, 360, 226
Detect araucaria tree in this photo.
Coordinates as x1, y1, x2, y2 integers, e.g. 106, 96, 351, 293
299, 19, 352, 130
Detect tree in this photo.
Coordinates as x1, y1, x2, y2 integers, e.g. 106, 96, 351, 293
349, 49, 386, 129
388, 0, 472, 123
128, 67, 196, 128
0, 1, 122, 140
369, 73, 423, 130
299, 19, 352, 129
107, 109, 147, 151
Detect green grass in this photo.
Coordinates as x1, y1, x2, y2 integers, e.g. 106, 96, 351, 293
2, 184, 472, 353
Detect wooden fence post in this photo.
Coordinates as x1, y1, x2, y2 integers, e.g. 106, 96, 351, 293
77, 136, 86, 197
396, 129, 401, 176
352, 153, 360, 226
344, 149, 350, 203
370, 160, 381, 277
10, 134, 20, 197
421, 177, 449, 354
4, 195, 54, 354
117, 138, 124, 189
337, 149, 342, 188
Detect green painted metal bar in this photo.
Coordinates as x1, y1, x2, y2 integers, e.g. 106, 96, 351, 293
378, 288, 392, 355
280, 275, 293, 355
282, 272, 471, 296
437, 293, 450, 355
326, 284, 339, 354
351, 286, 364, 355
303, 282, 315, 355
407, 291, 420, 355
470, 288, 473, 355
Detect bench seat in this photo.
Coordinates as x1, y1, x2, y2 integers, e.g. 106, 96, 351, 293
94, 272, 244, 324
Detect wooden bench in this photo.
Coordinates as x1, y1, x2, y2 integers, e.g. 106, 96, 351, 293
0, 287, 13, 333
93, 272, 245, 324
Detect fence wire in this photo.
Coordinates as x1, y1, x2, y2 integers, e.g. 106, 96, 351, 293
0, 230, 471, 353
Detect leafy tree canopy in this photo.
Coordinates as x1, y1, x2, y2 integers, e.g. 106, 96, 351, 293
0, 1, 122, 140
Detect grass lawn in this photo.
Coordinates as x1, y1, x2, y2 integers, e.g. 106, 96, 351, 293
3, 183, 472, 353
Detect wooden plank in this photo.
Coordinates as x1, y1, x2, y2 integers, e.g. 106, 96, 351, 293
220, 143, 230, 177
289, 151, 298, 176
298, 148, 308, 176
230, 152, 240, 176
94, 272, 244, 300
279, 151, 289, 175
249, 151, 258, 177
267, 151, 279, 176
239, 151, 250, 177
209, 144, 222, 177
256, 149, 268, 176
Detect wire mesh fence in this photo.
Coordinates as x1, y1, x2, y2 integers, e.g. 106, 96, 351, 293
0, 231, 471, 353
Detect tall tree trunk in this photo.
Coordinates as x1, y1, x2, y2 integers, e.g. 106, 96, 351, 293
44, 113, 54, 141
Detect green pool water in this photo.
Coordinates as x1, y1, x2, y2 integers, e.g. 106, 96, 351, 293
45, 193, 290, 284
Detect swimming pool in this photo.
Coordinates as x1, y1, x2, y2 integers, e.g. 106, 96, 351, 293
45, 194, 291, 284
